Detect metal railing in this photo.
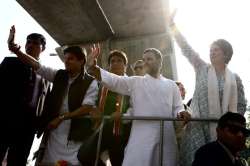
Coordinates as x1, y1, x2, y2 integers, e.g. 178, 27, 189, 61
93, 116, 218, 166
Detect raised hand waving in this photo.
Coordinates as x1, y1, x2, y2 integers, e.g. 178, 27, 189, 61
8, 25, 21, 53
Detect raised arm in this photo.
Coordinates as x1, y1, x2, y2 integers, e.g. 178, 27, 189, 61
8, 26, 57, 82
99, 69, 132, 96
88, 44, 132, 96
168, 12, 206, 70
8, 25, 40, 70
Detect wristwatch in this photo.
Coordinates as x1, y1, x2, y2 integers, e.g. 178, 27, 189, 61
58, 114, 65, 120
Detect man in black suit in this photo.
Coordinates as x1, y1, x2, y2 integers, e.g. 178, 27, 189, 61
192, 112, 249, 166
0, 26, 49, 166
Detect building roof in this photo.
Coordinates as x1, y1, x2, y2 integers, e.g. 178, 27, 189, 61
17, 0, 169, 45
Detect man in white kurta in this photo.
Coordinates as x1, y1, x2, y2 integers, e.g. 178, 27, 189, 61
37, 65, 98, 165
89, 47, 188, 166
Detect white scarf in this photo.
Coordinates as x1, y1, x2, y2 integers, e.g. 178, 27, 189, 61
208, 65, 237, 140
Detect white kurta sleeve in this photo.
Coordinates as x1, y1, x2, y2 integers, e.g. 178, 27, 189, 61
36, 64, 58, 82
81, 80, 98, 106
172, 84, 185, 117
100, 68, 132, 96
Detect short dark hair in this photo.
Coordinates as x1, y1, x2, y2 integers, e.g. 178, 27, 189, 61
218, 112, 246, 129
108, 50, 128, 65
143, 48, 162, 61
27, 33, 46, 49
212, 39, 233, 64
63, 46, 86, 62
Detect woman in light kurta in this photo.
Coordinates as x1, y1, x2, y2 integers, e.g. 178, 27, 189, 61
169, 18, 246, 166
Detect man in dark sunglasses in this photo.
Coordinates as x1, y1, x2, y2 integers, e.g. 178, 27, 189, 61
192, 112, 249, 166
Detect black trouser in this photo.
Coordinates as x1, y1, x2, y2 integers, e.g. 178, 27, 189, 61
0, 125, 36, 166
78, 122, 131, 166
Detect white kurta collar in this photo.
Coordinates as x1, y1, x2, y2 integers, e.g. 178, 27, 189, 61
145, 74, 163, 80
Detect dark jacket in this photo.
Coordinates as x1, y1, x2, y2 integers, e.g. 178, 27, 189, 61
192, 141, 246, 166
37, 70, 94, 141
0, 57, 50, 133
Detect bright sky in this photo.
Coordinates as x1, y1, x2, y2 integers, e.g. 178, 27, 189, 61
0, 0, 63, 68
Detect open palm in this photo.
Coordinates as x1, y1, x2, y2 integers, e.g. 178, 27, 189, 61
88, 43, 101, 67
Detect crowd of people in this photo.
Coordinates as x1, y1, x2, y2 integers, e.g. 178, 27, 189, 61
0, 10, 249, 165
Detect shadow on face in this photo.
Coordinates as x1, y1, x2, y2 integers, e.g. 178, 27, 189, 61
217, 122, 247, 152
64, 53, 84, 73
25, 39, 44, 59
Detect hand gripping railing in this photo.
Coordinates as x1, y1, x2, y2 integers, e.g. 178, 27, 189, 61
93, 116, 218, 166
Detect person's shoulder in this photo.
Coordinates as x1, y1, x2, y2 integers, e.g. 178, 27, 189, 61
54, 69, 67, 76
233, 73, 242, 83
126, 75, 143, 82
233, 73, 245, 90
1, 57, 27, 71
2, 56, 18, 60
131, 75, 143, 79
202, 141, 219, 148
159, 75, 173, 81
193, 142, 219, 166
1, 56, 20, 65
196, 141, 220, 154
160, 76, 177, 86
198, 63, 210, 72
